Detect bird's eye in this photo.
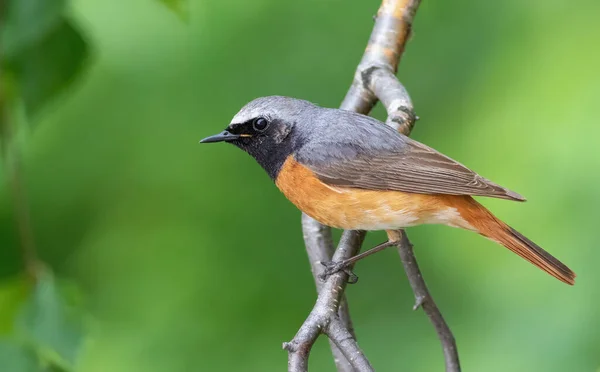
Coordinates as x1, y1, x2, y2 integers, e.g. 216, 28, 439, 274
252, 117, 269, 131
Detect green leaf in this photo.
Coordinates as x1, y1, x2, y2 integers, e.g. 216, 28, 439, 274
7, 19, 90, 117
158, 0, 188, 20
0, 339, 40, 372
0, 277, 31, 335
17, 272, 84, 370
0, 0, 67, 58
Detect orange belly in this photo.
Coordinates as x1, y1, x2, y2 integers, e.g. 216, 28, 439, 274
275, 157, 475, 231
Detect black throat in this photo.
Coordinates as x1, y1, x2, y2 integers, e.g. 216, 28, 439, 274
230, 127, 303, 180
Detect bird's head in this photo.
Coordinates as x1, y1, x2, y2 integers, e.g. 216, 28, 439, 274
200, 96, 314, 178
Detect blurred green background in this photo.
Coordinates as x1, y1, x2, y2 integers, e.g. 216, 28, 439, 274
1, 0, 600, 370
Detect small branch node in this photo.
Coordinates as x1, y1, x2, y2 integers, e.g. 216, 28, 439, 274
413, 295, 427, 311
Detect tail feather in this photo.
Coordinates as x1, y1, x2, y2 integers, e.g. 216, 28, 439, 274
488, 225, 576, 285
455, 197, 576, 285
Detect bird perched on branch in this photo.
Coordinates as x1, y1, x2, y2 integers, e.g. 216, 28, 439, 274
200, 96, 575, 285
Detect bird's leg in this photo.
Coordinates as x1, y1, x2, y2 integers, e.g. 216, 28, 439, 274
320, 240, 397, 283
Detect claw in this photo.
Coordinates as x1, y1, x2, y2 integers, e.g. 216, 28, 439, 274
345, 268, 359, 284
319, 261, 359, 284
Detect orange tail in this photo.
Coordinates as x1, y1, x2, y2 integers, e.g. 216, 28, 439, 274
455, 197, 576, 285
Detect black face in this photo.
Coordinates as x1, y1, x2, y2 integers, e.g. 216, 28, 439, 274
200, 116, 301, 180
227, 117, 271, 140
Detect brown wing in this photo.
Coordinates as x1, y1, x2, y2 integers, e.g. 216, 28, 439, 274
296, 137, 525, 201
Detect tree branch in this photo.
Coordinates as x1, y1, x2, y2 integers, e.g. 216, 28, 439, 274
301, 215, 357, 372
286, 230, 369, 372
394, 230, 460, 371
292, 0, 460, 370
290, 0, 431, 371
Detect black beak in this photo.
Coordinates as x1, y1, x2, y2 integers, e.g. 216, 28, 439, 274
199, 130, 240, 143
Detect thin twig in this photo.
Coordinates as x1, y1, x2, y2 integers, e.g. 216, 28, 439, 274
395, 231, 460, 372
291, 0, 423, 371
301, 215, 356, 371
328, 318, 372, 371
285, 231, 369, 372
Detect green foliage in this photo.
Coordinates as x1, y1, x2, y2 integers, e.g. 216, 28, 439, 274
158, 0, 188, 20
0, 0, 67, 58
0, 0, 89, 118
0, 0, 186, 370
0, 278, 30, 334
7, 21, 89, 116
1, 2, 90, 366
17, 271, 85, 370
0, 340, 39, 372
0, 272, 86, 372
0, 0, 185, 119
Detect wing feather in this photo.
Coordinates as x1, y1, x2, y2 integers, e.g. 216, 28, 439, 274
295, 129, 525, 201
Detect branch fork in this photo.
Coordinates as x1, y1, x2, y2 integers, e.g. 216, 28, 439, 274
287, 1, 460, 371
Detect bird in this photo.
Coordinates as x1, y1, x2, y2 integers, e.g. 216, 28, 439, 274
200, 96, 576, 285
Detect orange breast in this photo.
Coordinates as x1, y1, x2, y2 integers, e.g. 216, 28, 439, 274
275, 157, 475, 231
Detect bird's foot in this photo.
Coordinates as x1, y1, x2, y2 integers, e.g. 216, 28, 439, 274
317, 240, 396, 284
319, 260, 359, 284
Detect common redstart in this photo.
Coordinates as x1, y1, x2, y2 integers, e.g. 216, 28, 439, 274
200, 96, 575, 285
